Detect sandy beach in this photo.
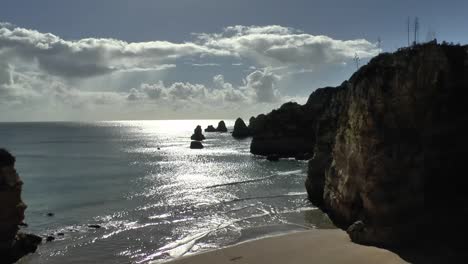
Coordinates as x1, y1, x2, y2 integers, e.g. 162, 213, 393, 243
163, 229, 407, 264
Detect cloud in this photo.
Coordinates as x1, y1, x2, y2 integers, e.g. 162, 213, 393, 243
127, 69, 280, 106
190, 63, 221, 67
195, 25, 379, 69
0, 22, 379, 121
0, 23, 378, 80
242, 69, 280, 103
0, 25, 226, 79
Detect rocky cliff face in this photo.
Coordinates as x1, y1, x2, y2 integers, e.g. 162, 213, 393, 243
250, 102, 316, 157
0, 149, 42, 263
251, 42, 468, 251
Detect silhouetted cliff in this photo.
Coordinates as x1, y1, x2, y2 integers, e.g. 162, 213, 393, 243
250, 41, 468, 258
0, 149, 42, 263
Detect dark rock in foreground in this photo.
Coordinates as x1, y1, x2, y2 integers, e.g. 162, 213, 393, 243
190, 141, 204, 149
0, 149, 42, 263
294, 153, 312, 161
232, 118, 251, 138
249, 41, 468, 256
266, 155, 279, 162
204, 125, 216, 132
215, 121, 228, 132
190, 125, 206, 141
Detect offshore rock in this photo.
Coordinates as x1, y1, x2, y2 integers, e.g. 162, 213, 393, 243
232, 118, 251, 138
190, 125, 206, 141
204, 125, 216, 132
215, 121, 228, 132
0, 149, 42, 263
251, 42, 468, 253
190, 141, 204, 149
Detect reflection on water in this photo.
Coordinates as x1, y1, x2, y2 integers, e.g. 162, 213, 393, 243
0, 120, 334, 264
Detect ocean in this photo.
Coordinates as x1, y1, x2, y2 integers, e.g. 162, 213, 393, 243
0, 120, 334, 264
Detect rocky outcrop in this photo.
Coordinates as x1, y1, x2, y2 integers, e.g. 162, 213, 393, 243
215, 121, 228, 132
0, 149, 42, 263
204, 125, 216, 132
250, 41, 468, 253
232, 118, 251, 138
249, 102, 317, 157
205, 121, 228, 133
190, 125, 206, 141
190, 141, 204, 149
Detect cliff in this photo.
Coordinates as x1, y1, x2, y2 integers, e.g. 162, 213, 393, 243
0, 149, 42, 263
250, 41, 468, 255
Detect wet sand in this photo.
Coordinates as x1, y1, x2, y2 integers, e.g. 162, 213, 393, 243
162, 229, 407, 264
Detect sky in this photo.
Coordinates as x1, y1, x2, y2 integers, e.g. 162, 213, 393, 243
1, 0, 467, 121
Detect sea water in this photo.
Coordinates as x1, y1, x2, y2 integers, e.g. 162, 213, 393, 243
0, 120, 333, 264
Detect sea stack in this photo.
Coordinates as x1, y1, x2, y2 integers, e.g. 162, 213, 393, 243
190, 141, 204, 149
0, 149, 42, 263
190, 125, 206, 141
215, 121, 228, 132
204, 125, 216, 132
232, 118, 250, 138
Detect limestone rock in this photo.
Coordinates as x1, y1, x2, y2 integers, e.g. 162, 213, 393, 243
232, 118, 250, 138
215, 121, 228, 132
190, 125, 206, 141
250, 42, 468, 251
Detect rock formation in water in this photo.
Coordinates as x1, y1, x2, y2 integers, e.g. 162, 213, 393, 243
249, 41, 468, 254
204, 125, 216, 132
0, 149, 42, 263
205, 121, 228, 133
250, 102, 315, 157
190, 141, 204, 149
190, 125, 206, 141
215, 121, 228, 132
232, 118, 251, 138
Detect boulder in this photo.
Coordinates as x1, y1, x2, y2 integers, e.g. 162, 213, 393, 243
232, 118, 251, 138
190, 141, 204, 149
0, 149, 42, 263
190, 125, 206, 141
204, 125, 216, 132
215, 121, 228, 132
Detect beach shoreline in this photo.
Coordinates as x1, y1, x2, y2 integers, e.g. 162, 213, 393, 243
161, 229, 407, 264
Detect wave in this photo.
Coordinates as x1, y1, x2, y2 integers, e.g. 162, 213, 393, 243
223, 192, 308, 204
204, 175, 277, 189
204, 169, 304, 189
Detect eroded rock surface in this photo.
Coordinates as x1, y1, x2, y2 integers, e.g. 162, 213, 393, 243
250, 42, 468, 253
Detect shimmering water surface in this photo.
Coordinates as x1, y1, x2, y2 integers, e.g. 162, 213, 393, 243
0, 120, 333, 264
